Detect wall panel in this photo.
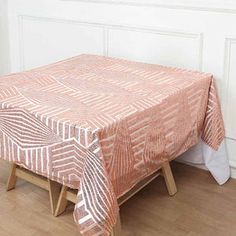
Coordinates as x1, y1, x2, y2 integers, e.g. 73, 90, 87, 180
107, 28, 202, 70
19, 16, 105, 70
5, 0, 236, 177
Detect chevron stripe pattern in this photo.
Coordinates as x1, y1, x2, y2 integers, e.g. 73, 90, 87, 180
0, 54, 224, 235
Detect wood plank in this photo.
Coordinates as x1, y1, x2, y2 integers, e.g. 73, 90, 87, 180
66, 189, 77, 204
15, 167, 49, 191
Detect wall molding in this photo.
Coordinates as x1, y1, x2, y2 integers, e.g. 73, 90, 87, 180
18, 15, 25, 72
223, 37, 236, 141
61, 0, 236, 14
18, 15, 203, 71
0, 0, 10, 75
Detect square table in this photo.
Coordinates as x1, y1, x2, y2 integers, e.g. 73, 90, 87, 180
0, 54, 224, 236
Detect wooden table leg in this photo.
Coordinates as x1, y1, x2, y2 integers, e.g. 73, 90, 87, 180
55, 185, 68, 216
111, 213, 122, 236
6, 163, 61, 215
161, 161, 177, 196
48, 180, 62, 215
6, 163, 17, 191
54, 162, 175, 234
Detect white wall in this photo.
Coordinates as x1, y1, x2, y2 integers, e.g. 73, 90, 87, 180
5, 0, 236, 177
0, 0, 9, 75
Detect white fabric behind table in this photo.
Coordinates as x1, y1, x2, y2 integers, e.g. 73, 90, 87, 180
177, 139, 230, 185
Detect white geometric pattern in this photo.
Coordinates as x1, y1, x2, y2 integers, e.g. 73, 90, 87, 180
0, 54, 224, 236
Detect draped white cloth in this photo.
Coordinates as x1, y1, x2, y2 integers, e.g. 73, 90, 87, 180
177, 139, 230, 185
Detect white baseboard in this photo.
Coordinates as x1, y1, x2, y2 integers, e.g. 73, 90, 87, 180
230, 166, 236, 179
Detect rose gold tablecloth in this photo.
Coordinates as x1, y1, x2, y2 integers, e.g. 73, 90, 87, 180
0, 54, 224, 235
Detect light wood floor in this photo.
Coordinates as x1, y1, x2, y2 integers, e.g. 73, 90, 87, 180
0, 160, 236, 236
